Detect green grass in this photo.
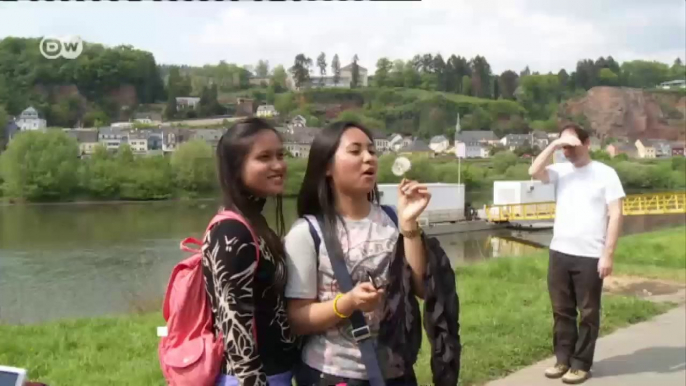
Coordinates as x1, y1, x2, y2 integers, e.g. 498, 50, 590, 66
1, 227, 683, 385
613, 226, 686, 281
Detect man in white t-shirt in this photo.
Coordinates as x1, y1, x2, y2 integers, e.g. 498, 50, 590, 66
529, 123, 625, 385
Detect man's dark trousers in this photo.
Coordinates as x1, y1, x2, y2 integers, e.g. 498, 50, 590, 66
548, 249, 604, 372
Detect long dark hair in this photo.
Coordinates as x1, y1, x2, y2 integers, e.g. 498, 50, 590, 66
297, 121, 379, 259
216, 117, 286, 284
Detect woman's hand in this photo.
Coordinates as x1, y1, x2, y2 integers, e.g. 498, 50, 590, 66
339, 282, 384, 315
396, 178, 431, 229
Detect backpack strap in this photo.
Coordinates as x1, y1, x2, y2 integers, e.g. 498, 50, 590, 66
313, 214, 387, 386
304, 216, 321, 258
380, 205, 399, 228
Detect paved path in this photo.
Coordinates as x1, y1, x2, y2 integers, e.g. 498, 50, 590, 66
486, 305, 686, 386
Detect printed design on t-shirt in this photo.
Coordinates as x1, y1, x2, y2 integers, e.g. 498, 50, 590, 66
336, 238, 394, 343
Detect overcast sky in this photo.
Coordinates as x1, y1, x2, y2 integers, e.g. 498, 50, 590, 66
0, 0, 684, 75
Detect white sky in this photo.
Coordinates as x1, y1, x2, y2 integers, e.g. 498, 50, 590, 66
0, 0, 684, 75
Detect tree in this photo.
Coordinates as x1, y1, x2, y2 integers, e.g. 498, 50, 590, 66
316, 52, 327, 87
165, 94, 178, 120
390, 60, 406, 87
520, 66, 531, 77
255, 60, 270, 78
446, 55, 470, 94
461, 75, 472, 96
270, 65, 288, 92
492, 75, 501, 99
82, 145, 121, 198
404, 61, 421, 88
171, 139, 216, 193
598, 68, 619, 86
351, 54, 360, 88
620, 60, 671, 88
470, 55, 492, 98
671, 58, 686, 79
492, 151, 518, 175
0, 130, 80, 200
575, 59, 598, 90
375, 58, 393, 87
289, 54, 312, 89
331, 54, 341, 86
198, 85, 222, 117
433, 54, 447, 91
557, 69, 570, 90
0, 105, 9, 151
499, 70, 519, 100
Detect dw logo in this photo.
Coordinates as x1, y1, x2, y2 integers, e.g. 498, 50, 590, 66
39, 35, 84, 60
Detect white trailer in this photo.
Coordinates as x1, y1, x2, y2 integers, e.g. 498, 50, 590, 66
492, 180, 556, 205
377, 183, 465, 225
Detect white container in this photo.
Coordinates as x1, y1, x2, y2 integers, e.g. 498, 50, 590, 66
493, 180, 556, 206
378, 183, 465, 225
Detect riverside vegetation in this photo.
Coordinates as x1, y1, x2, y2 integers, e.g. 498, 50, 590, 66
0, 129, 685, 202
0, 227, 684, 385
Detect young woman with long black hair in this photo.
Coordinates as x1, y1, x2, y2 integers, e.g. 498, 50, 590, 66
284, 121, 432, 386
203, 118, 299, 386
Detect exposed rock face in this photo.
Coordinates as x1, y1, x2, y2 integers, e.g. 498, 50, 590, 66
561, 86, 686, 141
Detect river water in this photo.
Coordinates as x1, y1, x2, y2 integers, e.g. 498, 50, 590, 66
0, 198, 683, 324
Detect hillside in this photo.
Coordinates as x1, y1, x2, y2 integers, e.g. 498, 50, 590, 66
561, 87, 686, 141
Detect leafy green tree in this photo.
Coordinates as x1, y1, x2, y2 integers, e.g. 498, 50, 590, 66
171, 139, 216, 193
470, 55, 492, 98
256, 60, 270, 78
290, 54, 313, 89
316, 53, 327, 87
620, 60, 671, 88
0, 130, 79, 200
598, 68, 619, 86
374, 58, 393, 88
461, 75, 472, 96
0, 105, 8, 150
82, 144, 121, 198
492, 151, 518, 174
271, 65, 288, 92
331, 54, 341, 86
351, 54, 360, 88
119, 156, 173, 200
499, 70, 519, 100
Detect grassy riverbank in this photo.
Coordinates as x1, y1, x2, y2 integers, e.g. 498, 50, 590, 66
1, 227, 683, 386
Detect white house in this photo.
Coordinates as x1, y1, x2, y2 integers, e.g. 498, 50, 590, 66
455, 131, 498, 158
127, 132, 149, 154
429, 135, 450, 153
288, 62, 369, 90
372, 130, 389, 152
99, 127, 125, 151
282, 126, 318, 158
659, 80, 686, 89
176, 97, 201, 109
64, 129, 99, 157
16, 107, 47, 131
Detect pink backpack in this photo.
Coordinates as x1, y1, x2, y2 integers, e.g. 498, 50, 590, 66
158, 211, 259, 386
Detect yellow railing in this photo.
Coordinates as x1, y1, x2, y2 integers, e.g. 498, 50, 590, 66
486, 191, 686, 223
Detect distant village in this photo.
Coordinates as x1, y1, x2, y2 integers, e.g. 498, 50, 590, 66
3, 89, 685, 162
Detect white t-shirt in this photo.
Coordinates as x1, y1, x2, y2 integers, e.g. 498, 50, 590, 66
283, 205, 405, 380
545, 161, 625, 258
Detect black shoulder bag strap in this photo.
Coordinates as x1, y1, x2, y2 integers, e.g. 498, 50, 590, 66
309, 214, 387, 386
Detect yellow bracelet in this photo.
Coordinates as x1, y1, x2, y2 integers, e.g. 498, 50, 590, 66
333, 293, 350, 319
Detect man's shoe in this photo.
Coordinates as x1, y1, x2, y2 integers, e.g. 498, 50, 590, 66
562, 369, 590, 384
544, 364, 569, 379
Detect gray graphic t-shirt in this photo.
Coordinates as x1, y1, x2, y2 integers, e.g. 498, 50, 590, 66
284, 205, 405, 380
